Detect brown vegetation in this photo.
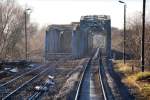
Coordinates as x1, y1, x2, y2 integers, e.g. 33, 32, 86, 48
0, 0, 45, 61
114, 61, 150, 100
126, 12, 150, 66
111, 27, 123, 52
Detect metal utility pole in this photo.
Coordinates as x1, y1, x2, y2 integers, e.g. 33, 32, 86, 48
24, 11, 27, 61
24, 8, 31, 61
118, 0, 126, 64
141, 0, 146, 72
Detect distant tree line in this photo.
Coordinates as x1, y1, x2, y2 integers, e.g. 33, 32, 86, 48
112, 12, 150, 66
0, 0, 45, 61
125, 12, 150, 66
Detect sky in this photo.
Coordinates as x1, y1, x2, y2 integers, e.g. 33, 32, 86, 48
17, 0, 150, 29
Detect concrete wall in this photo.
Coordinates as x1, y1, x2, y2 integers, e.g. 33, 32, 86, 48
105, 20, 111, 59
72, 26, 85, 58
72, 27, 80, 58
45, 29, 61, 60
60, 30, 72, 53
45, 25, 73, 60
45, 29, 60, 53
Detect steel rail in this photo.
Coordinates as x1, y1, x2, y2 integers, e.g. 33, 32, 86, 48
28, 83, 47, 100
28, 80, 49, 100
0, 64, 46, 87
28, 91, 39, 100
28, 78, 54, 100
74, 48, 108, 100
2, 67, 50, 100
74, 58, 91, 100
98, 60, 107, 100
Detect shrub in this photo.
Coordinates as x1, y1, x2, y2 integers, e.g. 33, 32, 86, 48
136, 72, 150, 81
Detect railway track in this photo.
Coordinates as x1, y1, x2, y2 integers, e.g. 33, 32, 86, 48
18, 67, 55, 100
0, 64, 46, 87
27, 78, 54, 100
0, 64, 41, 84
0, 64, 50, 100
74, 49, 110, 100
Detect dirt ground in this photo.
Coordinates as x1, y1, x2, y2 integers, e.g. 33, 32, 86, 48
42, 58, 89, 100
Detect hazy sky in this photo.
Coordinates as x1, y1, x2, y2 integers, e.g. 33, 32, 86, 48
17, 0, 150, 29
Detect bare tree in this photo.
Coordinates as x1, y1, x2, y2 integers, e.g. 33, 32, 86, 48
0, 0, 39, 60
126, 12, 150, 67
126, 13, 142, 60
29, 26, 46, 62
0, 0, 25, 59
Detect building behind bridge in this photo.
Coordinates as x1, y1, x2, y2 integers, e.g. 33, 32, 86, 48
45, 15, 111, 60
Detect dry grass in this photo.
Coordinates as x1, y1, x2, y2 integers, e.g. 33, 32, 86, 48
114, 62, 134, 75
136, 72, 150, 81
42, 58, 86, 100
114, 60, 150, 100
